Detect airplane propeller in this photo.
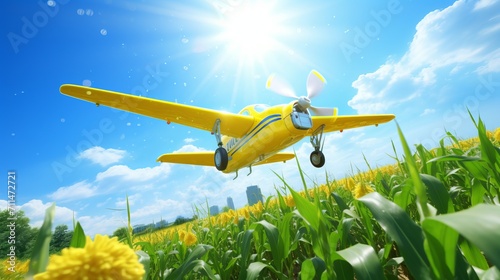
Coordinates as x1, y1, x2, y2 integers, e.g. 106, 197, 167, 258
266, 70, 335, 116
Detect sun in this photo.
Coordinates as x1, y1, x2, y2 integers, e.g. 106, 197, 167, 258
218, 2, 284, 60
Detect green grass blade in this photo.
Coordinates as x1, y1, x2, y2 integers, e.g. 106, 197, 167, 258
291, 150, 310, 196
396, 122, 432, 220
336, 243, 384, 280
27, 203, 55, 277
422, 204, 500, 269
125, 194, 134, 248
69, 221, 86, 248
358, 192, 431, 279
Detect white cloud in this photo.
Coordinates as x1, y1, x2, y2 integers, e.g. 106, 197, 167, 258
420, 108, 436, 116
79, 146, 127, 166
96, 163, 171, 182
131, 198, 189, 221
49, 163, 171, 202
183, 138, 197, 144
174, 144, 207, 153
0, 199, 75, 229
49, 181, 98, 202
115, 193, 142, 208
77, 214, 127, 237
348, 0, 500, 114
473, 0, 499, 10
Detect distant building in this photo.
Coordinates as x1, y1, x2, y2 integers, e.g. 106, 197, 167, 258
246, 185, 263, 206
210, 205, 219, 216
133, 224, 152, 234
155, 219, 168, 229
227, 197, 235, 210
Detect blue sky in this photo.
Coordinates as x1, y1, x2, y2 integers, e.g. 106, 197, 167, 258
1, 0, 499, 236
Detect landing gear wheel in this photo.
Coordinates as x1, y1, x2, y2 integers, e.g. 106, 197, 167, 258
214, 147, 228, 171
310, 150, 325, 168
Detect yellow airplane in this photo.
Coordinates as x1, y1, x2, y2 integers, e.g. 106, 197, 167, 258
60, 70, 395, 178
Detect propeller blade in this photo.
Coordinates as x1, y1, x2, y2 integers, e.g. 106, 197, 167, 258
306, 70, 327, 99
266, 74, 298, 99
309, 106, 337, 116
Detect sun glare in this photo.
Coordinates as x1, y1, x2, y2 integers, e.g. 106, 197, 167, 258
220, 3, 282, 59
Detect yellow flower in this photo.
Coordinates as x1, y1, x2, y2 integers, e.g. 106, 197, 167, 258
486, 130, 493, 140
285, 195, 295, 207
239, 207, 250, 220
183, 231, 198, 246
178, 229, 187, 241
494, 128, 500, 143
217, 212, 230, 226
353, 182, 374, 199
250, 201, 264, 216
345, 177, 356, 191
34, 235, 144, 280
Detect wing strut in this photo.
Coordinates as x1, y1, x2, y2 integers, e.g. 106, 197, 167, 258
212, 119, 222, 146
310, 124, 325, 152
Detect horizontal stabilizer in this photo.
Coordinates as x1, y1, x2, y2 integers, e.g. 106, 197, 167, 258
157, 152, 214, 166
255, 152, 295, 165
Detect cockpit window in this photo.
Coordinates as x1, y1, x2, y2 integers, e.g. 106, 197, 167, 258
253, 104, 269, 112
240, 109, 250, 116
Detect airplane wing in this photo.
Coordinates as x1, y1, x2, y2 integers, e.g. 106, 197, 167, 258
310, 114, 395, 134
255, 152, 295, 165
157, 152, 214, 166
60, 84, 255, 138
157, 152, 295, 166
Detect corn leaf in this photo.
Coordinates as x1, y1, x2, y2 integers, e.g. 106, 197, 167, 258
246, 262, 285, 280
136, 250, 150, 280
421, 174, 454, 214
358, 192, 432, 279
166, 244, 213, 280
238, 230, 254, 280
336, 243, 384, 280
253, 220, 284, 271
27, 203, 55, 277
331, 192, 349, 213
301, 257, 326, 280
396, 122, 432, 219
422, 204, 500, 271
70, 221, 86, 248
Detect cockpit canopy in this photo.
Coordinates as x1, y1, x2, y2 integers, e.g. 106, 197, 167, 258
239, 104, 271, 116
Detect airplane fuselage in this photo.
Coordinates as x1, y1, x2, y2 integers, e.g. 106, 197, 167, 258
220, 102, 311, 173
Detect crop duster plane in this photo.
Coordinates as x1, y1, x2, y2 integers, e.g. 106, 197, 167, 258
60, 70, 395, 178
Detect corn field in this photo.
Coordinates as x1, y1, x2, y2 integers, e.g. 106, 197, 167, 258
4, 116, 500, 279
